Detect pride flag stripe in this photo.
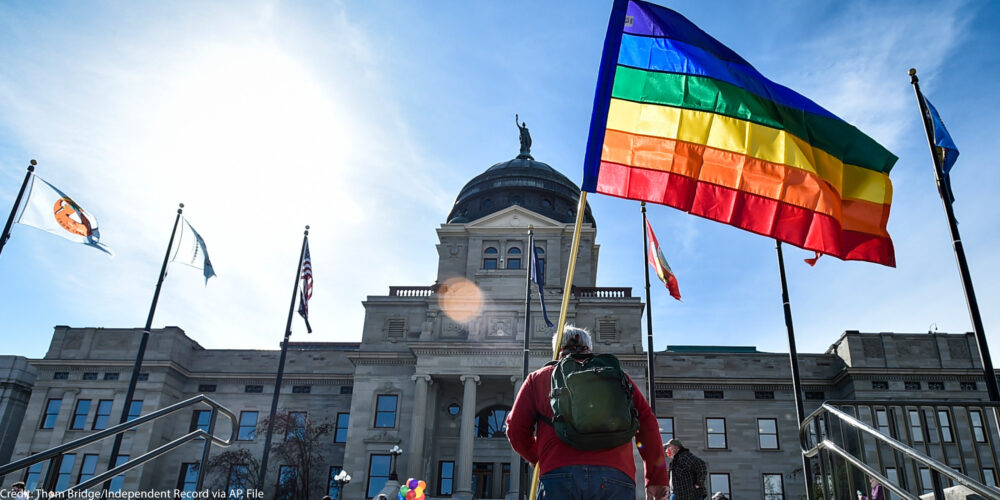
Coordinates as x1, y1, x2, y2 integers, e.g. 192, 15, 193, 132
596, 161, 895, 265
612, 67, 897, 174
606, 100, 892, 204
602, 131, 891, 236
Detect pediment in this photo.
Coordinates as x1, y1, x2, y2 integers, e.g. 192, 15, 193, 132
465, 205, 563, 229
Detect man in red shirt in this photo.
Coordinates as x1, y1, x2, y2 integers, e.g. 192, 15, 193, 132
507, 325, 670, 499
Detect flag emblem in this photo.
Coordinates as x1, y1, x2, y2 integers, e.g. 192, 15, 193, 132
170, 218, 216, 284
17, 175, 113, 256
645, 218, 681, 300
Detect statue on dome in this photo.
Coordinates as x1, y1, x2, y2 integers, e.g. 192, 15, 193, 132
516, 114, 532, 157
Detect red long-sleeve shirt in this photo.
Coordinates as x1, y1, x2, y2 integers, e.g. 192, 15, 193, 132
506, 364, 669, 487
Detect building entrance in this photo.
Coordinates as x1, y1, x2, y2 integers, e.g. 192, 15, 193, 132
472, 462, 494, 498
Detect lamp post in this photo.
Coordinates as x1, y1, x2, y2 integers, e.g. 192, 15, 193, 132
388, 445, 403, 481
333, 470, 351, 499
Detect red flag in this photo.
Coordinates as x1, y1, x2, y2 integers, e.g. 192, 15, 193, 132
645, 219, 681, 301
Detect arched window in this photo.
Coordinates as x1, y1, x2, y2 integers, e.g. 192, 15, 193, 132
482, 199, 492, 209
506, 247, 521, 270
483, 247, 498, 269
474, 406, 510, 438
511, 195, 522, 206
541, 198, 553, 209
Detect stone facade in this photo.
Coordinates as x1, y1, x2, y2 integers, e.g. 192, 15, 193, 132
0, 355, 35, 484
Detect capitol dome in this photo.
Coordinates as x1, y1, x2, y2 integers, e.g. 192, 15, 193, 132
446, 119, 595, 226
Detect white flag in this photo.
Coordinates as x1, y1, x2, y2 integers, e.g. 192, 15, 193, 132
16, 175, 113, 256
170, 217, 216, 284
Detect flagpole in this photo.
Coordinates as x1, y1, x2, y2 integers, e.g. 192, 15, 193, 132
104, 203, 183, 490
528, 191, 588, 500
775, 241, 813, 498
909, 68, 1000, 404
0, 160, 36, 259
519, 226, 534, 500
259, 225, 310, 488
640, 203, 657, 414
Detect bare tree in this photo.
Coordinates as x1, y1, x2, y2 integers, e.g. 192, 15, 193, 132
205, 447, 262, 495
261, 411, 335, 499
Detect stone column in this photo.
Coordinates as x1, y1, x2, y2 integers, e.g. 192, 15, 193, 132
406, 374, 432, 479
454, 375, 480, 500
506, 376, 523, 500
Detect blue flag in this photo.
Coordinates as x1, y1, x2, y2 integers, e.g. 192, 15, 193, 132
530, 246, 554, 328
923, 95, 959, 202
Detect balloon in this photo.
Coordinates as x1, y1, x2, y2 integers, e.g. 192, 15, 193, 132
397, 494, 404, 500
416, 494, 425, 500
408, 478, 419, 489
418, 480, 427, 490
401, 485, 410, 493
406, 490, 416, 500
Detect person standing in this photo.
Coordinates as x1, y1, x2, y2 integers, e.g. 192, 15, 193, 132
858, 476, 885, 500
664, 439, 707, 500
507, 325, 669, 500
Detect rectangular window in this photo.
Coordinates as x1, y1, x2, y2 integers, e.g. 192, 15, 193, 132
292, 385, 311, 394
905, 381, 921, 390
41, 399, 62, 429
277, 466, 298, 500
755, 391, 775, 400
805, 391, 825, 400
55, 454, 76, 491
227, 464, 249, 500
190, 410, 212, 433
938, 410, 953, 442
83, 372, 98, 381
928, 381, 944, 390
483, 258, 497, 269
919, 468, 932, 494
438, 460, 455, 496
178, 463, 199, 492
657, 417, 674, 444
245, 385, 263, 393
238, 411, 258, 441
70, 399, 91, 430
104, 373, 119, 381
875, 409, 890, 435
25, 462, 44, 490
93, 400, 113, 430
763, 473, 785, 500
704, 390, 724, 399
506, 258, 521, 269
984, 468, 997, 488
872, 381, 889, 390
286, 412, 307, 441
971, 410, 986, 442
654, 389, 673, 399
327, 466, 343, 500
885, 468, 901, 500
198, 384, 217, 393
758, 418, 779, 449
54, 372, 69, 380
367, 455, 391, 498
78, 454, 99, 484
110, 455, 129, 492
126, 400, 143, 422
707, 418, 727, 449
335, 413, 349, 443
137, 373, 149, 381
375, 395, 398, 428
340, 385, 353, 395
502, 463, 511, 496
909, 410, 924, 442
961, 382, 977, 391
709, 473, 731, 498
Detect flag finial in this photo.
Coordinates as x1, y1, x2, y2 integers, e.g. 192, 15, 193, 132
304, 225, 310, 235
28, 159, 36, 172
909, 68, 918, 84
177, 203, 184, 214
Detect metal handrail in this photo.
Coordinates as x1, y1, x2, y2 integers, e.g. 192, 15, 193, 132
0, 394, 236, 494
801, 402, 1000, 499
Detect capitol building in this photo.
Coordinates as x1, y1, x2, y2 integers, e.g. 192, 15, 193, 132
1, 137, 997, 500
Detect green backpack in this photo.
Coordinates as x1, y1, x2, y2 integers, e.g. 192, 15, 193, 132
544, 353, 640, 450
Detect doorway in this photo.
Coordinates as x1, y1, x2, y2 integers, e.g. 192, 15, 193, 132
472, 462, 494, 498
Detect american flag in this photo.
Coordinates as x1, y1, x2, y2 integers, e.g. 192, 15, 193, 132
297, 239, 313, 333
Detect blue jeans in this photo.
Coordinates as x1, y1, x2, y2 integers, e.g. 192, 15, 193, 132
537, 465, 636, 500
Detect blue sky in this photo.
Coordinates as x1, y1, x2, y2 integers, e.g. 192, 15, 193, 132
2, 0, 999, 360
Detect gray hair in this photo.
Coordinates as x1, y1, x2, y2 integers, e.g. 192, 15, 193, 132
553, 325, 593, 353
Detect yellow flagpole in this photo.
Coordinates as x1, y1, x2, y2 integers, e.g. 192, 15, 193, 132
527, 190, 588, 500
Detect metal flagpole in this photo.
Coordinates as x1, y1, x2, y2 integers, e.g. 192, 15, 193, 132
259, 225, 310, 487
775, 241, 813, 499
104, 203, 184, 491
519, 227, 534, 500
0, 160, 36, 259
910, 69, 1000, 405
640, 203, 657, 414
528, 191, 588, 500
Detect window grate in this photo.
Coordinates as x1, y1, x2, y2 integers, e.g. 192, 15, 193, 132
386, 319, 405, 339
597, 319, 617, 342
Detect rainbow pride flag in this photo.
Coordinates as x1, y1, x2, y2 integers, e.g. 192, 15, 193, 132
582, 0, 897, 267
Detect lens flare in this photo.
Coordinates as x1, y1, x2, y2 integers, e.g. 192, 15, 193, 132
438, 277, 484, 323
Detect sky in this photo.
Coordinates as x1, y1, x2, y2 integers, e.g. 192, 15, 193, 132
1, 0, 999, 361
